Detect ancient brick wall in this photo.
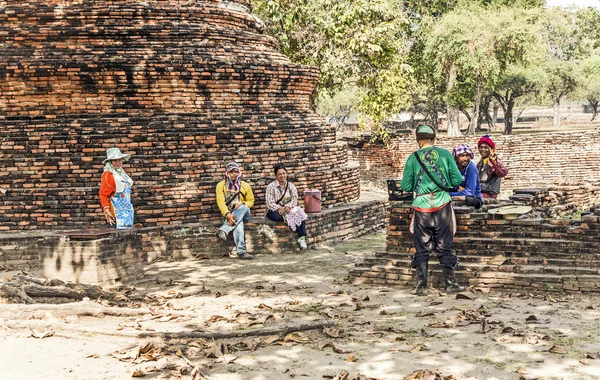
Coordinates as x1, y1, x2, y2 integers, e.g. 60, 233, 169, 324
351, 201, 600, 293
0, 198, 388, 284
0, 1, 361, 230
348, 130, 600, 193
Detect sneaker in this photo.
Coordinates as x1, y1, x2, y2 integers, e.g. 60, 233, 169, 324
216, 229, 227, 241
238, 252, 254, 260
228, 247, 237, 258
298, 236, 308, 250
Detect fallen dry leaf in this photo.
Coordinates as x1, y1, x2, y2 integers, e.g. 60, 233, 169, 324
416, 311, 434, 317
455, 293, 474, 300
206, 341, 226, 358
420, 329, 437, 338
131, 368, 145, 377
410, 343, 426, 352
283, 332, 311, 343
548, 345, 567, 354
85, 353, 99, 359
319, 340, 353, 354
404, 368, 444, 379
323, 328, 345, 338
262, 335, 281, 345
257, 303, 272, 309
347, 353, 356, 362
516, 368, 539, 380
205, 315, 230, 326
525, 315, 551, 324
587, 352, 600, 359
30, 330, 55, 339
214, 354, 237, 364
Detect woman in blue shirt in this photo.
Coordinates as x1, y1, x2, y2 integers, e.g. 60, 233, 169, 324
449, 144, 482, 209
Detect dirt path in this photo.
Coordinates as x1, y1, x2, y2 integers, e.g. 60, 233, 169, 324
2, 231, 600, 380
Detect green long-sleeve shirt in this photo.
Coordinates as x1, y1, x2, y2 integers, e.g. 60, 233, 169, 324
401, 146, 463, 211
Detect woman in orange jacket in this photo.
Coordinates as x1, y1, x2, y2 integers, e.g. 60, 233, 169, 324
99, 147, 134, 228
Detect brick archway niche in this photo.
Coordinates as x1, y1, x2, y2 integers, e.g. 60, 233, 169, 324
0, 1, 388, 285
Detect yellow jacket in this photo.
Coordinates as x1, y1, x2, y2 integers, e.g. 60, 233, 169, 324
215, 180, 255, 216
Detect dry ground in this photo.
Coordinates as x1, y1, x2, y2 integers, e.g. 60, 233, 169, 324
2, 231, 600, 380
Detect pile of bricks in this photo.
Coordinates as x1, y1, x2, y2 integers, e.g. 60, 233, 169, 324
350, 200, 600, 293
0, 0, 361, 230
510, 185, 600, 218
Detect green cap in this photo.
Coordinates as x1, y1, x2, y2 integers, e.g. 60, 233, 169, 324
416, 125, 435, 135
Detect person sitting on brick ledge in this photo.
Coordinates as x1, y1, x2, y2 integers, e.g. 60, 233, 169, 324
215, 162, 255, 260
265, 164, 309, 250
99, 147, 135, 229
477, 135, 508, 199
400, 125, 465, 296
449, 143, 482, 210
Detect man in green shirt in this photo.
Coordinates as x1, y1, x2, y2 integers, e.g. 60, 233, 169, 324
401, 125, 464, 296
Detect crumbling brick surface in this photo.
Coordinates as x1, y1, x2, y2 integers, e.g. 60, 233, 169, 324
0, 1, 360, 230
348, 131, 600, 192
351, 200, 600, 293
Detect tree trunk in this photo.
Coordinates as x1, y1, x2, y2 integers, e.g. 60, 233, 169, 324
504, 98, 515, 135
591, 101, 598, 122
468, 72, 483, 136
447, 105, 461, 136
493, 105, 499, 128
482, 99, 494, 132
553, 96, 561, 129
445, 63, 462, 136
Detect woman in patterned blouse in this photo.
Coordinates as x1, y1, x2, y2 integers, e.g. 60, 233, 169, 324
265, 165, 308, 249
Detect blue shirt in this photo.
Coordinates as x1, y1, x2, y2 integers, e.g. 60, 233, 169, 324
449, 160, 482, 200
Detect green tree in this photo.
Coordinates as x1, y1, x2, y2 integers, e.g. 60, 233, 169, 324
424, 7, 539, 136
581, 56, 600, 121
539, 7, 589, 129
491, 64, 546, 134
252, 0, 410, 131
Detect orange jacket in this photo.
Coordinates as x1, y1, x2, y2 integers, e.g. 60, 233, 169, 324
99, 171, 117, 213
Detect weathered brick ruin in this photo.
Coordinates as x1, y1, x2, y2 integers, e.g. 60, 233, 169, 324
0, 0, 365, 230
348, 130, 600, 199
0, 0, 389, 284
350, 194, 600, 293
346, 129, 600, 293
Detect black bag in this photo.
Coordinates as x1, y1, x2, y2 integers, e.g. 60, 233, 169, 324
387, 179, 413, 202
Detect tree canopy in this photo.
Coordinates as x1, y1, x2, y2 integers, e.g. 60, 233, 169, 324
252, 0, 600, 136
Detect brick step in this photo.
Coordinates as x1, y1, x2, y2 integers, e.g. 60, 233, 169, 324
364, 262, 600, 276
378, 249, 600, 262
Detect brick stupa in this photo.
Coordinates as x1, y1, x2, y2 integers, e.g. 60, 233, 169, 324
0, 0, 360, 230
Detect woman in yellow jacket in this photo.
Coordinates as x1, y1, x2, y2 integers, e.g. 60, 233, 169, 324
215, 162, 255, 259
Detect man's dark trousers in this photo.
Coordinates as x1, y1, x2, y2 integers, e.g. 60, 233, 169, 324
411, 203, 459, 268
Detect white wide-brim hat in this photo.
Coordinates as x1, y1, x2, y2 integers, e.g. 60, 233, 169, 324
102, 147, 132, 164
